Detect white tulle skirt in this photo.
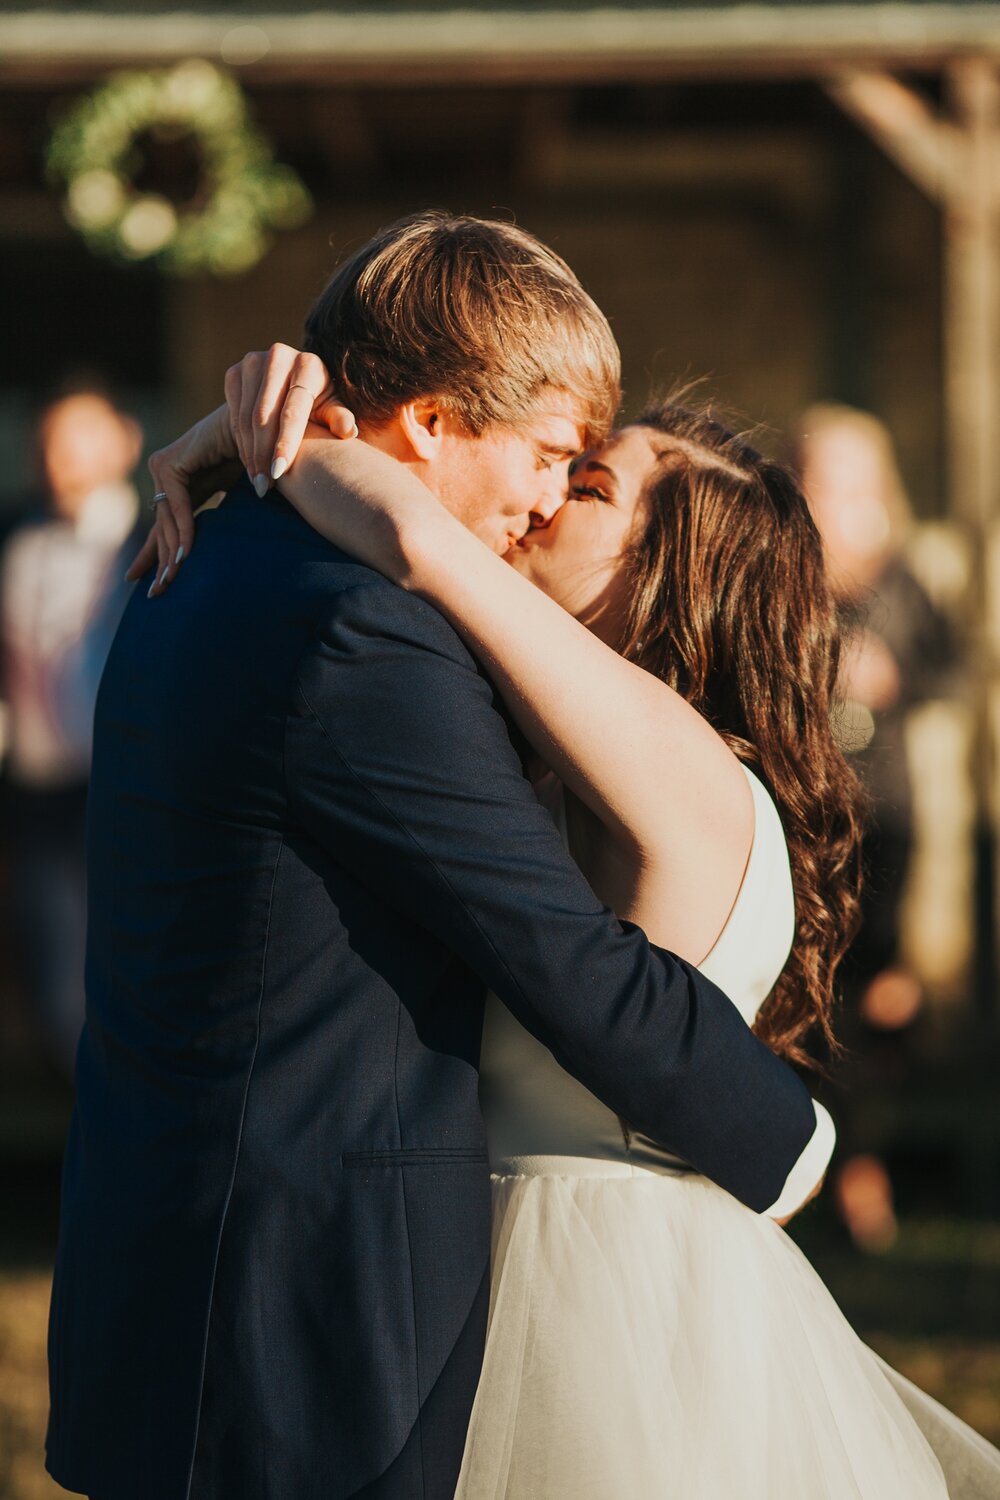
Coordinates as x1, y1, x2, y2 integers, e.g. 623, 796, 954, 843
454, 1162, 1000, 1499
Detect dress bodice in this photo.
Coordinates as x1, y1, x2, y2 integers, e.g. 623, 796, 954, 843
479, 765, 796, 1174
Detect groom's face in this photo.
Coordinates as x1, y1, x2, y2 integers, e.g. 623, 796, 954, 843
426, 403, 586, 556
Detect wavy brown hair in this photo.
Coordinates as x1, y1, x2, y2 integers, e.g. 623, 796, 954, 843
622, 399, 866, 1068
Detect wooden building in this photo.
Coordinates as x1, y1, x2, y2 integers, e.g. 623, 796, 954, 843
5, 3, 998, 496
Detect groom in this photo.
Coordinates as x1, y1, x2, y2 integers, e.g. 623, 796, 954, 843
47, 213, 826, 1500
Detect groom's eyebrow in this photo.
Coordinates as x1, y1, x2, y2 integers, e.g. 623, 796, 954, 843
542, 442, 581, 459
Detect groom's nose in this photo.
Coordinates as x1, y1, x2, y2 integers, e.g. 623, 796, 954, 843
528, 487, 567, 529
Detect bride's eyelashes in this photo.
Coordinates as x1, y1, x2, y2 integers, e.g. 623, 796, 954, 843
570, 484, 610, 502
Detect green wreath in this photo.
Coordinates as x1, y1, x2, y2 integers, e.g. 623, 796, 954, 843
46, 60, 312, 276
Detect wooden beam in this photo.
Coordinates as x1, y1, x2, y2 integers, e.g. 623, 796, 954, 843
3, 5, 1000, 88
823, 69, 962, 204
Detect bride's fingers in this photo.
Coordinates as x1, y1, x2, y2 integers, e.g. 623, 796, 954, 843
269, 352, 337, 480
224, 345, 341, 489
314, 396, 359, 442
146, 460, 195, 595
148, 502, 180, 596
126, 525, 159, 583
250, 353, 314, 484
235, 343, 302, 488
247, 347, 300, 487
161, 480, 196, 571
270, 387, 321, 481
236, 351, 268, 485
223, 359, 252, 475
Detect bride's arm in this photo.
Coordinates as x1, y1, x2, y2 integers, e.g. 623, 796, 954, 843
280, 431, 751, 876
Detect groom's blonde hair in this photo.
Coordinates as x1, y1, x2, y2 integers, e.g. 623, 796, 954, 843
304, 212, 620, 445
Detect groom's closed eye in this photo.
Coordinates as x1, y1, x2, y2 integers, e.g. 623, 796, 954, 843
537, 446, 580, 471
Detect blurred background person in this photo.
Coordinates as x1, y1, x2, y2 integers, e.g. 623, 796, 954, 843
798, 402, 959, 1253
0, 387, 143, 1071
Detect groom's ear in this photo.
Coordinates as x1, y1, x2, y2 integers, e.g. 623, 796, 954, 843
397, 400, 448, 462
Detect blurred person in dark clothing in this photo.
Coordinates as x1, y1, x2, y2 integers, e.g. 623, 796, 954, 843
1, 388, 142, 1069
799, 402, 958, 1250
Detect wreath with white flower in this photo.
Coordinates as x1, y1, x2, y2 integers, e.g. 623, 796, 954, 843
46, 60, 312, 276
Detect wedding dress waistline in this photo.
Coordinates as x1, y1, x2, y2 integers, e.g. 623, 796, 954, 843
491, 1153, 695, 1181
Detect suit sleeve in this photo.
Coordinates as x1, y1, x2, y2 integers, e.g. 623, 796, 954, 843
285, 579, 819, 1212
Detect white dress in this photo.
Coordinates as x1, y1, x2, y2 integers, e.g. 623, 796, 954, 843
455, 766, 1000, 1499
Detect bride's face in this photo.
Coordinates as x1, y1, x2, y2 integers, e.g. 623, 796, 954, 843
506, 425, 661, 643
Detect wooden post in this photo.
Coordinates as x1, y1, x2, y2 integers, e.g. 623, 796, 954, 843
826, 62, 1000, 1020
949, 61, 1000, 1028
945, 61, 1000, 549
824, 64, 1000, 536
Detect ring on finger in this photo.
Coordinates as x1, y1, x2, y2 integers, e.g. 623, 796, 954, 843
151, 491, 169, 509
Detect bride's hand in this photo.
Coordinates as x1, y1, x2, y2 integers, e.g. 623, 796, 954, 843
223, 342, 357, 489
129, 343, 358, 595
127, 403, 242, 595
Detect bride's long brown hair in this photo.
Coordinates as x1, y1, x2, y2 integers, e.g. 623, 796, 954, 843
622, 399, 866, 1068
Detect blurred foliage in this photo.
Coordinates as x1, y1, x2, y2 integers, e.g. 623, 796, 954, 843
46, 61, 312, 277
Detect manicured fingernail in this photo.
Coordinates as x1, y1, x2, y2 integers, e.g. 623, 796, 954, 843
350, 423, 359, 439
253, 474, 269, 498
270, 456, 288, 482
147, 581, 157, 599
158, 566, 171, 588
175, 546, 185, 566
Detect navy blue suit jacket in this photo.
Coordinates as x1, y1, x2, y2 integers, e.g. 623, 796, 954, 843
47, 481, 816, 1499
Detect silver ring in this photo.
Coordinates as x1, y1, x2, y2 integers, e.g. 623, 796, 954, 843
151, 491, 168, 509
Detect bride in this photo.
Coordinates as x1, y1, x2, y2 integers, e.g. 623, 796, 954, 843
140, 357, 1000, 1497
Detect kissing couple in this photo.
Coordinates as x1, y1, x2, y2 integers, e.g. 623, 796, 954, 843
47, 213, 1000, 1499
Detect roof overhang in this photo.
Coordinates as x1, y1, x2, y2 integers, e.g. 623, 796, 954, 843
2, 5, 1000, 85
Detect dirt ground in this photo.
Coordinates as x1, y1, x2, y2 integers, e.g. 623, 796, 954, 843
0, 1273, 63, 1500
